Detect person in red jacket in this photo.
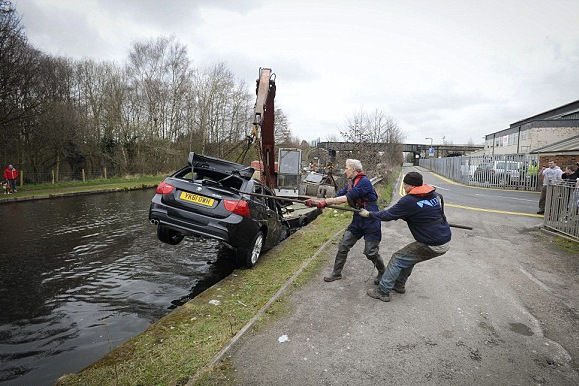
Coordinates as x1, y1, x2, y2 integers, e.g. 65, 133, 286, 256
3, 164, 19, 193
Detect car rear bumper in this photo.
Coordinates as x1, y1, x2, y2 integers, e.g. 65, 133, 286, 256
149, 198, 258, 250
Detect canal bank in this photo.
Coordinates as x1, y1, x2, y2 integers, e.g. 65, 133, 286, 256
202, 167, 579, 385
53, 175, 397, 385
55, 208, 355, 385
0, 188, 244, 385
0, 177, 161, 204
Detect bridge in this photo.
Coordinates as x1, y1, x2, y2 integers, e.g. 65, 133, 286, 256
316, 141, 483, 158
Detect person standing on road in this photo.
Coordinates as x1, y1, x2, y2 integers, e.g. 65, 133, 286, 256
360, 172, 451, 303
3, 164, 19, 193
537, 160, 563, 215
305, 158, 386, 284
527, 160, 539, 189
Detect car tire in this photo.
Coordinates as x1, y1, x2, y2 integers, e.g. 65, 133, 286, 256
237, 231, 264, 268
157, 225, 184, 245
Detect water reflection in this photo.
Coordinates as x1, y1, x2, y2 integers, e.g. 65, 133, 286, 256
0, 190, 234, 385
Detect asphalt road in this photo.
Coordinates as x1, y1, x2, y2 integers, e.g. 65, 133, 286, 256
228, 166, 578, 385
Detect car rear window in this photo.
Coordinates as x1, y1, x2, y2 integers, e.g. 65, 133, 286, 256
175, 167, 244, 190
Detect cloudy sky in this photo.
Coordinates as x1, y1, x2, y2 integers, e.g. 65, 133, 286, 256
12, 0, 579, 145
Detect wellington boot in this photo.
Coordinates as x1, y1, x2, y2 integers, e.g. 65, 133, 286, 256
323, 273, 342, 282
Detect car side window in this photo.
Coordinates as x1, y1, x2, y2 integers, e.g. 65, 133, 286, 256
252, 183, 266, 205
263, 187, 279, 212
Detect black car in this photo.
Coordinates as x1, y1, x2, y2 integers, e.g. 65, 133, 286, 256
149, 152, 289, 267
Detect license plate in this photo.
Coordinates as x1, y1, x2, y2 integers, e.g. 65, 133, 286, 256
179, 191, 215, 207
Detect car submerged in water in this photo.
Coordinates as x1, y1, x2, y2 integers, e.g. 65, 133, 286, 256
149, 152, 290, 267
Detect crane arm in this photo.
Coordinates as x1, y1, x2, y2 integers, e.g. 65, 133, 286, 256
253, 67, 276, 188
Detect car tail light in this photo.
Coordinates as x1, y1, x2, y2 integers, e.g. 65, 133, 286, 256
156, 181, 175, 195
223, 199, 250, 217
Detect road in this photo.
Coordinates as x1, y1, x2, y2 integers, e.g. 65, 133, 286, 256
426, 170, 542, 216
227, 166, 578, 385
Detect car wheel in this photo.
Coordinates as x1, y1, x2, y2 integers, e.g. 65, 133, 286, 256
237, 231, 264, 268
157, 225, 184, 245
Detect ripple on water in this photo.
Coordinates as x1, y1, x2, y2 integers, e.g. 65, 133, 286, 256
0, 190, 235, 385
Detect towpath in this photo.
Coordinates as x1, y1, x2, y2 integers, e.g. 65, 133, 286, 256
227, 166, 578, 385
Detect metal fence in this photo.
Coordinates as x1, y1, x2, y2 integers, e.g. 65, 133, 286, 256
420, 154, 579, 240
13, 168, 131, 186
420, 154, 540, 191
544, 182, 579, 239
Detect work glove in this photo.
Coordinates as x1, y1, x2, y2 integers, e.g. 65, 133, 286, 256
305, 199, 327, 209
304, 199, 316, 207
316, 199, 328, 209
359, 208, 370, 218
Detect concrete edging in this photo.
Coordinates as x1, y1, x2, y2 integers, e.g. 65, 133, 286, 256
185, 226, 347, 385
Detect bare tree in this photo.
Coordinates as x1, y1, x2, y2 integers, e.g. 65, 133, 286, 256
0, 10, 284, 179
0, 1, 42, 165
274, 108, 292, 146
193, 63, 253, 158
340, 108, 405, 175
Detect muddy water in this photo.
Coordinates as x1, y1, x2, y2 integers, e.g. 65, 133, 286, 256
0, 190, 234, 385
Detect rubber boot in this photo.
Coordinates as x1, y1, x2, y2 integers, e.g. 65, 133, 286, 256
323, 273, 342, 282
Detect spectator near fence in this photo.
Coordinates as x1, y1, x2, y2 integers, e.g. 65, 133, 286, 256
562, 164, 579, 184
527, 160, 539, 188
561, 165, 579, 220
537, 160, 562, 215
3, 164, 19, 193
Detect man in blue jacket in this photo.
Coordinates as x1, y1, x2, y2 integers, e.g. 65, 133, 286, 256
305, 159, 386, 283
360, 171, 451, 302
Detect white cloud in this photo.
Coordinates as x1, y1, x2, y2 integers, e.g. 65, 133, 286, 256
13, 0, 579, 145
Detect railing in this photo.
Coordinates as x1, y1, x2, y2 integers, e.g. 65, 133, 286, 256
15, 169, 113, 186
420, 154, 540, 191
544, 182, 579, 239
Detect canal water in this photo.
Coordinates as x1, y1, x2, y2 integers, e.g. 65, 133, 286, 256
0, 189, 234, 385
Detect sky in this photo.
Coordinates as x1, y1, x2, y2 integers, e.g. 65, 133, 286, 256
12, 0, 579, 145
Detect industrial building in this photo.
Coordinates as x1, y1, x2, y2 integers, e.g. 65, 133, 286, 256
484, 99, 579, 155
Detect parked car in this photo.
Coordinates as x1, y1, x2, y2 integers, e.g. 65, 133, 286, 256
473, 161, 521, 184
149, 152, 289, 267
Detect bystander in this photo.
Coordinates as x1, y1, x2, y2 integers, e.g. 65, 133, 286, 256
537, 160, 562, 215
2, 164, 19, 193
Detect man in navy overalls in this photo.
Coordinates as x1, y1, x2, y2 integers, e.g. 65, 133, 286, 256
306, 159, 385, 283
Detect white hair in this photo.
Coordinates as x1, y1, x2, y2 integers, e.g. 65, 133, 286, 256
346, 159, 363, 172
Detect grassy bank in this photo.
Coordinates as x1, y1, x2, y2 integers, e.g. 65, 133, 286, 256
57, 210, 352, 386
56, 178, 396, 386
0, 174, 164, 202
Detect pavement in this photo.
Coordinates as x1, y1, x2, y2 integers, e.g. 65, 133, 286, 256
222, 166, 579, 385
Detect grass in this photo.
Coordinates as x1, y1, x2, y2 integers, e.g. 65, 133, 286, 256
56, 210, 352, 386
0, 174, 164, 201
56, 178, 396, 386
552, 235, 579, 252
